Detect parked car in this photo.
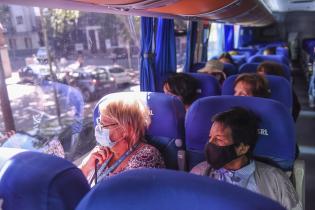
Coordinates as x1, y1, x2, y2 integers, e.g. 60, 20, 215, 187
36, 47, 49, 64
19, 64, 56, 84
98, 65, 131, 86
109, 47, 128, 60
66, 65, 116, 101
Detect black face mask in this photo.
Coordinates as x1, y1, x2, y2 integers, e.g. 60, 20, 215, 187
204, 142, 238, 169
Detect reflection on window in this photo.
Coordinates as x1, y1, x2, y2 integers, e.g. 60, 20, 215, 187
208, 23, 224, 59
0, 5, 141, 161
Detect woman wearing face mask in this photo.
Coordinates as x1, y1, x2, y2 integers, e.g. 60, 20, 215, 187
79, 97, 165, 185
191, 107, 302, 210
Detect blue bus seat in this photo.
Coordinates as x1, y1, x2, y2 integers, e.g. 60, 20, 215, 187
248, 55, 290, 66
239, 62, 291, 81
276, 47, 289, 58
221, 75, 293, 111
223, 63, 238, 77
187, 73, 221, 98
231, 55, 247, 68
0, 151, 90, 210
93, 92, 186, 170
76, 168, 285, 210
190, 62, 206, 73
185, 96, 296, 171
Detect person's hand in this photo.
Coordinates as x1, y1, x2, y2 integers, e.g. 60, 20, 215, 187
0, 130, 15, 142
80, 146, 113, 177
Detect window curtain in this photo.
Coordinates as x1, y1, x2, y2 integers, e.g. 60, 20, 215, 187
155, 18, 176, 91
184, 21, 198, 72
224, 25, 234, 52
140, 17, 156, 91
238, 26, 253, 47
201, 23, 210, 62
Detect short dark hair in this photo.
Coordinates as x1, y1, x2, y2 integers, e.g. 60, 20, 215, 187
218, 52, 235, 65
212, 107, 260, 157
257, 61, 285, 77
234, 73, 271, 98
263, 47, 276, 55
163, 73, 198, 106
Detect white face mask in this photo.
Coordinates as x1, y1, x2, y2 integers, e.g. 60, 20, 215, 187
95, 125, 117, 148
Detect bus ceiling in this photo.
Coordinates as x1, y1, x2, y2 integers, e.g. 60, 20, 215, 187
2, 0, 275, 27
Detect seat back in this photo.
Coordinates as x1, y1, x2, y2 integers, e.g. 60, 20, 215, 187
221, 75, 293, 110
248, 55, 290, 66
93, 92, 185, 169
187, 73, 221, 98
231, 55, 246, 68
185, 96, 295, 171
223, 63, 238, 77
76, 168, 285, 210
276, 47, 289, 58
239, 62, 291, 81
190, 62, 206, 73
0, 151, 90, 210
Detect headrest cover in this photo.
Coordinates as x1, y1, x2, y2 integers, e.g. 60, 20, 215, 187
93, 92, 185, 139
248, 55, 289, 66
0, 151, 90, 210
185, 96, 295, 165
77, 169, 285, 210
187, 73, 221, 98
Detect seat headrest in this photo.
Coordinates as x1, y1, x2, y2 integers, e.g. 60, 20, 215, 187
190, 62, 206, 73
223, 63, 238, 76
93, 92, 185, 139
185, 96, 295, 169
186, 73, 221, 98
0, 151, 90, 210
239, 63, 291, 81
222, 75, 292, 110
76, 168, 285, 210
248, 55, 290, 66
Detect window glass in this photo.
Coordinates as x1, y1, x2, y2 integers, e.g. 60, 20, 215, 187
174, 19, 187, 72
234, 25, 240, 49
0, 4, 140, 162
208, 22, 224, 59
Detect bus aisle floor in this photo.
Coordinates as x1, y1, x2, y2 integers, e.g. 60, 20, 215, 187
292, 65, 315, 210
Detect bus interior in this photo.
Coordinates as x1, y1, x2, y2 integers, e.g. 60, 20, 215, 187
0, 0, 315, 209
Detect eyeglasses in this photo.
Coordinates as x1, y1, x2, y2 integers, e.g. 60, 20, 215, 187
96, 117, 117, 129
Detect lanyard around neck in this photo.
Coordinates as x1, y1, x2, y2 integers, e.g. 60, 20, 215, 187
96, 142, 140, 183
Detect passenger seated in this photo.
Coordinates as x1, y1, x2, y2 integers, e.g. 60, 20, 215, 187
198, 60, 226, 84
263, 47, 276, 55
191, 107, 302, 210
163, 73, 198, 110
234, 73, 270, 98
219, 52, 236, 66
257, 61, 301, 122
80, 96, 165, 185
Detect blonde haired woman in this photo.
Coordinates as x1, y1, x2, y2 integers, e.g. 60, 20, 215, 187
80, 97, 165, 185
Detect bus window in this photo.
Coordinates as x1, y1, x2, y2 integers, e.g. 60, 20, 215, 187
0, 5, 140, 162
208, 23, 224, 59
